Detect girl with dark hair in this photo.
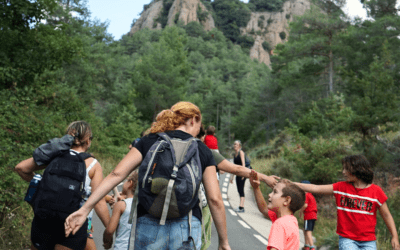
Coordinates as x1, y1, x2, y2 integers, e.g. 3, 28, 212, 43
15, 121, 110, 250
65, 102, 231, 250
230, 140, 248, 213
294, 155, 399, 250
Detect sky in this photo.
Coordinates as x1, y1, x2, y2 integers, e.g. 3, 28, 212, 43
86, 0, 368, 41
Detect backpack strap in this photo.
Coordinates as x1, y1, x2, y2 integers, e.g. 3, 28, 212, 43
128, 182, 139, 250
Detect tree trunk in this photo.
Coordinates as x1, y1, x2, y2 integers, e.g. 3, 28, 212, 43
329, 49, 334, 94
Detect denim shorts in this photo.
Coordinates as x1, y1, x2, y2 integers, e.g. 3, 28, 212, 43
339, 235, 377, 250
134, 214, 202, 250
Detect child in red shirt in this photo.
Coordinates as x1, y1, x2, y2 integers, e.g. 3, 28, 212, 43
299, 180, 317, 250
204, 126, 219, 152
295, 155, 400, 250
250, 171, 305, 250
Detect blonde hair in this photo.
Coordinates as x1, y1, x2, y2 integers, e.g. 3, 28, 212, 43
66, 121, 92, 147
150, 102, 201, 134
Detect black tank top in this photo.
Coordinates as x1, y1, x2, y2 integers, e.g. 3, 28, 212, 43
234, 150, 243, 166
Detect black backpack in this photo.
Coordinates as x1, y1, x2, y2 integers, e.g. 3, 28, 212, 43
242, 150, 252, 169
32, 150, 92, 220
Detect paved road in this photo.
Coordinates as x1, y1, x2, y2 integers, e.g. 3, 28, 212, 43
91, 173, 306, 250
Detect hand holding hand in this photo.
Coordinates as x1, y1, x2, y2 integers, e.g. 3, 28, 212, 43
103, 231, 113, 249
249, 170, 260, 189
263, 175, 280, 188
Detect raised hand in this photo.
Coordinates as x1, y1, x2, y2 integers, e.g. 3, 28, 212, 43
249, 170, 260, 189
261, 174, 280, 188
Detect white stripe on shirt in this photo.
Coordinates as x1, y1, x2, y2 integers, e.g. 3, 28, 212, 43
337, 207, 374, 215
333, 191, 382, 207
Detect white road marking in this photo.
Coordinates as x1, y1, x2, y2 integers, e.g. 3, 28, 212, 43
222, 193, 227, 199
238, 220, 250, 229
223, 201, 230, 206
222, 187, 227, 193
226, 173, 230, 178
228, 209, 237, 216
223, 182, 228, 187
254, 234, 268, 245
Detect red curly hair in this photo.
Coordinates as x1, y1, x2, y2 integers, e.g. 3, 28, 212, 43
150, 102, 202, 133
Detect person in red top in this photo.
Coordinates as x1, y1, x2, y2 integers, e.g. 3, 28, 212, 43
294, 155, 400, 250
299, 180, 317, 250
204, 125, 219, 152
250, 171, 305, 250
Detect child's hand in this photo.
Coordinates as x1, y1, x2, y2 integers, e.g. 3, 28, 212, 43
249, 170, 260, 189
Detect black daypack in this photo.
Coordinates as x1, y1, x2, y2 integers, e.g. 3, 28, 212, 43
137, 132, 202, 223
242, 150, 252, 169
32, 150, 92, 220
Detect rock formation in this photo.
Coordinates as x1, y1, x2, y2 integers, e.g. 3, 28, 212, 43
243, 0, 310, 65
130, 0, 310, 65
130, 0, 214, 35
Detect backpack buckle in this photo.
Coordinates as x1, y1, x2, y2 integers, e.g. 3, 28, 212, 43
171, 169, 178, 179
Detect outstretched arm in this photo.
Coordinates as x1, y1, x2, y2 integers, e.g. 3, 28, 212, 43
378, 202, 400, 250
65, 148, 143, 237
293, 182, 334, 195
249, 170, 269, 217
203, 166, 231, 250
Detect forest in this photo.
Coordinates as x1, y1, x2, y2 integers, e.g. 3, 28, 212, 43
1, 0, 400, 248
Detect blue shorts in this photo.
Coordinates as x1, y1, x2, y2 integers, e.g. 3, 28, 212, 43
304, 219, 316, 231
134, 214, 202, 250
339, 235, 377, 250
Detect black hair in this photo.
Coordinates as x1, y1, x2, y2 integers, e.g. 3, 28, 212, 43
342, 155, 374, 184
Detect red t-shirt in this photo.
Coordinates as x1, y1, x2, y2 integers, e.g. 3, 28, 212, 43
267, 215, 299, 250
333, 181, 387, 241
204, 135, 218, 149
304, 192, 317, 220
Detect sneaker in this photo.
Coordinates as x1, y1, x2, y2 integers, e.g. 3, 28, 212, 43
302, 247, 310, 250
234, 207, 245, 213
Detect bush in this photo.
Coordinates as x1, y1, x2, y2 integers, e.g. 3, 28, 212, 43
286, 14, 291, 19
248, 0, 284, 12
283, 128, 352, 184
262, 41, 271, 51
279, 31, 286, 40
197, 5, 209, 22
184, 21, 206, 38
236, 35, 255, 49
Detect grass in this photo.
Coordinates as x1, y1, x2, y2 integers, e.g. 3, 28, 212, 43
0, 204, 32, 249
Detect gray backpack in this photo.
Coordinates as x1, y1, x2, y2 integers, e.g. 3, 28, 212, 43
128, 132, 203, 250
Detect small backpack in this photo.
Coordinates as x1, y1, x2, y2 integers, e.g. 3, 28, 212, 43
32, 150, 92, 220
243, 150, 252, 169
128, 133, 202, 250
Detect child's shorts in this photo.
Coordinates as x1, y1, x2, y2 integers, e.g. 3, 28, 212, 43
304, 219, 316, 231
31, 215, 88, 250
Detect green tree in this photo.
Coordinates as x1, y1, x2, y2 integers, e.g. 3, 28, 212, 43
0, 0, 82, 89
132, 27, 192, 121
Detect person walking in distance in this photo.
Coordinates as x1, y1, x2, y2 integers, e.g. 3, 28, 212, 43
230, 140, 248, 213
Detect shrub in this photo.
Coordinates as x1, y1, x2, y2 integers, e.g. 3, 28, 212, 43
197, 5, 209, 22
286, 13, 291, 19
174, 12, 180, 24
279, 31, 286, 40
262, 41, 271, 51
237, 35, 255, 49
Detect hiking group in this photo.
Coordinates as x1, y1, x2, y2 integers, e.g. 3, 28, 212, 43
15, 101, 400, 250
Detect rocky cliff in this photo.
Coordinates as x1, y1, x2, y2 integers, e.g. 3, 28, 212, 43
130, 0, 214, 34
245, 0, 310, 64
130, 0, 310, 65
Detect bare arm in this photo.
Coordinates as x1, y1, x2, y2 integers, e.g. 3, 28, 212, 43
65, 148, 143, 236
103, 200, 125, 249
89, 160, 111, 227
378, 202, 400, 250
15, 158, 46, 182
239, 151, 246, 168
249, 170, 269, 217
293, 182, 334, 195
202, 166, 231, 250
